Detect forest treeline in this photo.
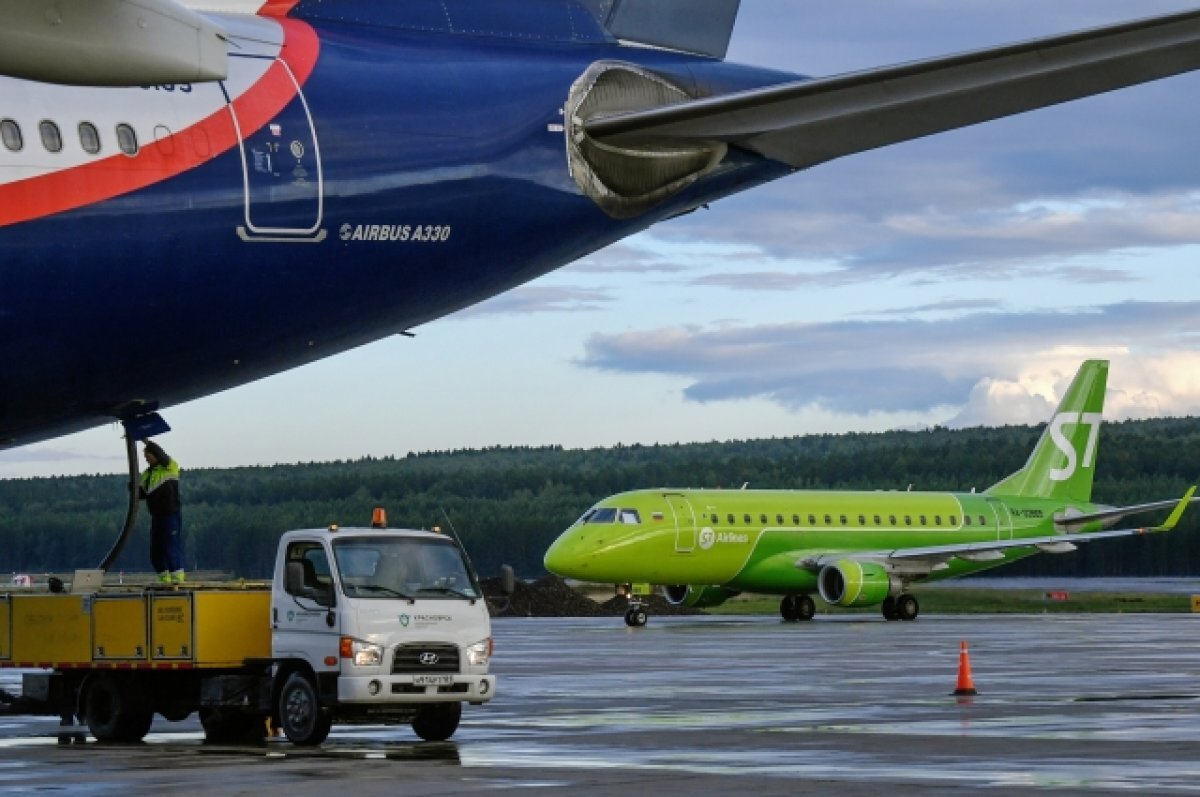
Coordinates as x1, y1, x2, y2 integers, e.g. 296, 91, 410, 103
1, 416, 1198, 582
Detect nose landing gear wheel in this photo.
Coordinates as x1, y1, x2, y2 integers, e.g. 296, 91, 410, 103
624, 606, 648, 627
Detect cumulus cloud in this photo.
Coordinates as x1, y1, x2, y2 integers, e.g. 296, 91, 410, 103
578, 301, 1200, 422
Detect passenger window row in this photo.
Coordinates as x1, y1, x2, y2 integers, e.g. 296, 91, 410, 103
706, 512, 988, 528
1, 118, 139, 156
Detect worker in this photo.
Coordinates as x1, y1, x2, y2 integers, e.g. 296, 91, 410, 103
140, 440, 185, 583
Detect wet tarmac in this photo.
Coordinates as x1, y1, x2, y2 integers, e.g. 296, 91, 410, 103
3, 613, 1200, 795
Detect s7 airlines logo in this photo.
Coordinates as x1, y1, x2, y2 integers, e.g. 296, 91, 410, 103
1048, 412, 1102, 481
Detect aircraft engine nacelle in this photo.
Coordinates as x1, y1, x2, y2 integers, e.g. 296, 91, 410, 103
817, 560, 899, 608
663, 584, 739, 609
565, 61, 727, 219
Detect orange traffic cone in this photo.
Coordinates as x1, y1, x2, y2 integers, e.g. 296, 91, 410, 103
953, 640, 978, 696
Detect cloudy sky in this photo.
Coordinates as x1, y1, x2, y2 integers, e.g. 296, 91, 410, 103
4, 0, 1200, 478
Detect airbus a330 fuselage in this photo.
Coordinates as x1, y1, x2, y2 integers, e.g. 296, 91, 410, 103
4, 1, 1200, 449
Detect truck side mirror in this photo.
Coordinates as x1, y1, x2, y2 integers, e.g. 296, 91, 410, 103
500, 565, 515, 596
284, 561, 305, 595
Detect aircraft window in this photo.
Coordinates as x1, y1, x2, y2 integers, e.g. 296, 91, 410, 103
919, 515, 927, 526
587, 508, 617, 524
935, 515, 943, 526
873, 515, 881, 525
904, 515, 912, 526
743, 514, 751, 524
889, 515, 896, 525
1, 119, 21, 152
839, 515, 847, 525
116, 123, 138, 156
791, 514, 799, 525
964, 515, 972, 526
978, 515, 986, 526
39, 120, 62, 153
950, 515, 958, 525
78, 122, 101, 154
619, 509, 640, 525
823, 514, 831, 525
807, 514, 815, 525
759, 514, 767, 524
857, 514, 866, 525
577, 509, 596, 525
775, 514, 783, 524
727, 514, 735, 525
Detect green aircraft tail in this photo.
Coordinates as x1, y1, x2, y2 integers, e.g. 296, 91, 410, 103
985, 360, 1109, 502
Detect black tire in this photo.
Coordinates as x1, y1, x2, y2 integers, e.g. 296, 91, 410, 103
896, 594, 919, 622
780, 595, 799, 622
84, 674, 153, 743
881, 596, 899, 621
200, 708, 268, 745
278, 673, 332, 746
631, 608, 648, 627
796, 594, 816, 621
412, 702, 462, 742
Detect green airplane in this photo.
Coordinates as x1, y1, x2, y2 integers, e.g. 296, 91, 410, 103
543, 360, 1196, 626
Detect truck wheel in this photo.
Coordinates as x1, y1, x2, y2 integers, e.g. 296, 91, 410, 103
412, 702, 462, 742
85, 674, 153, 743
278, 673, 331, 746
200, 708, 267, 745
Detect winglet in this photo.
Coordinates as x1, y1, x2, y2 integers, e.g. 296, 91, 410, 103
1151, 486, 1196, 532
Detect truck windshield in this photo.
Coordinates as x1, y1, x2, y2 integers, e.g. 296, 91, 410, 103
333, 536, 480, 600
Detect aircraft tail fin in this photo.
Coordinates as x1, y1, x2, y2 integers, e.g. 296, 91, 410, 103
985, 360, 1109, 502
588, 0, 741, 59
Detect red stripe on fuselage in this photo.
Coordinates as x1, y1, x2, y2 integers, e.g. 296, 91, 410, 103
259, 0, 302, 17
0, 19, 319, 229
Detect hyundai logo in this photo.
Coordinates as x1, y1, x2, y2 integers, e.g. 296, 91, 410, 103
419, 652, 440, 666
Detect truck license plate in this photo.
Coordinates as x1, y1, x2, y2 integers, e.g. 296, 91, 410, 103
413, 675, 454, 687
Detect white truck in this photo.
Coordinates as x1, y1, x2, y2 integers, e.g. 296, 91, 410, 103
4, 518, 510, 745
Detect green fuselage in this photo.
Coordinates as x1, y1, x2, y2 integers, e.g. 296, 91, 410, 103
544, 488, 1098, 593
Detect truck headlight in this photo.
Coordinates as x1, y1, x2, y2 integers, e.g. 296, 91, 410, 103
340, 636, 383, 667
465, 638, 491, 667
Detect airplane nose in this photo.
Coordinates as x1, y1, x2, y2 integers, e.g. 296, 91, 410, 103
543, 530, 584, 577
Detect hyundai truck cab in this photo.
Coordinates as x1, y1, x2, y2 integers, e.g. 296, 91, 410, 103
274, 525, 496, 744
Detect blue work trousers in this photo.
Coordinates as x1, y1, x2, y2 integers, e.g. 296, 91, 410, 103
150, 512, 184, 574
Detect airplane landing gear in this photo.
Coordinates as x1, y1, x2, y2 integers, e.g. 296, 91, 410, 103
780, 594, 816, 622
882, 594, 919, 621
624, 603, 648, 627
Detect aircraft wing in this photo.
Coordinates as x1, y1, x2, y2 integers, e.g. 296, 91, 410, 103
586, 8, 1200, 170
0, 0, 227, 86
1056, 495, 1200, 532
800, 487, 1195, 574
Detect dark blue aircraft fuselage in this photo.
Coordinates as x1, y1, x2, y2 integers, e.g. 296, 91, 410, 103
0, 6, 795, 446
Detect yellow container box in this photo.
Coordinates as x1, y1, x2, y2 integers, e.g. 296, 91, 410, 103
10, 595, 93, 665
93, 596, 148, 660
0, 596, 10, 661
194, 591, 271, 666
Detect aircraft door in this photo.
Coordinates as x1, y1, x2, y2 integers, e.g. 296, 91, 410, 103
665, 493, 696, 552
225, 57, 326, 242
986, 498, 1013, 541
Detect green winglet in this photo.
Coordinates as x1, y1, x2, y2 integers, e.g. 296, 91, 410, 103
1152, 486, 1197, 532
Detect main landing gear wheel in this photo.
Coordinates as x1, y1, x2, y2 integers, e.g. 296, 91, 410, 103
881, 596, 899, 621
895, 593, 919, 622
624, 606, 648, 627
780, 594, 816, 622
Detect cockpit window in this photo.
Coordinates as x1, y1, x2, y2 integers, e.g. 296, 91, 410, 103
619, 509, 640, 525
587, 508, 618, 524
